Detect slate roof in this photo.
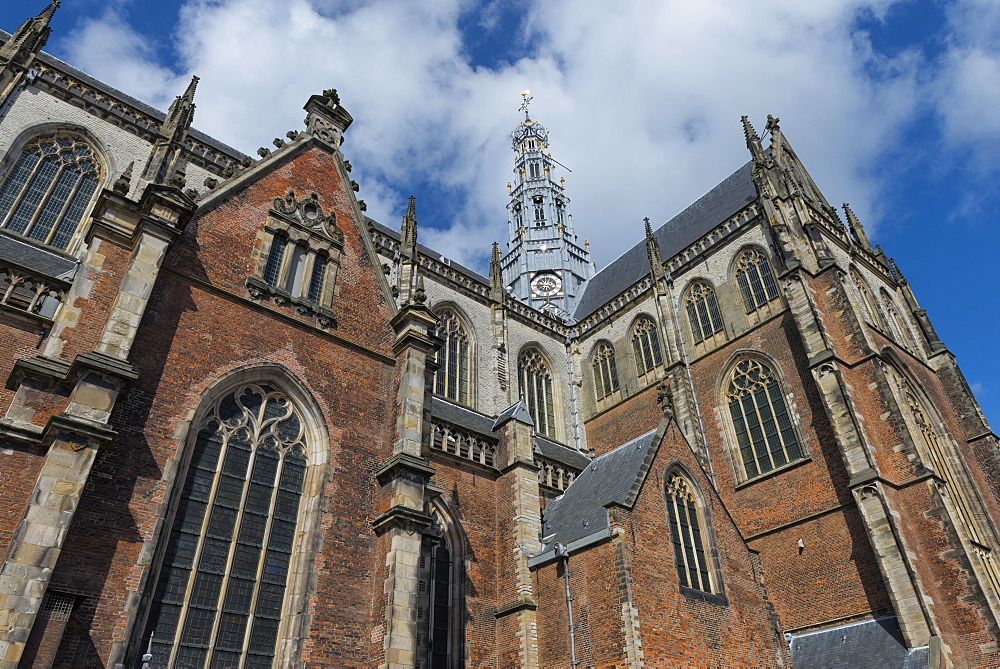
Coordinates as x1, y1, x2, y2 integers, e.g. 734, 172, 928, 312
789, 616, 929, 668
492, 398, 533, 430
430, 397, 496, 438
0, 31, 246, 162
366, 218, 489, 286
533, 436, 591, 471
536, 429, 659, 557
572, 161, 757, 320
0, 234, 76, 281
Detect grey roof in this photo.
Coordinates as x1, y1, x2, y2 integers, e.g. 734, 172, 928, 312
789, 616, 929, 668
367, 218, 489, 286
533, 436, 591, 471
539, 430, 659, 552
0, 234, 77, 281
430, 397, 496, 438
492, 399, 533, 430
573, 162, 757, 320
0, 31, 246, 162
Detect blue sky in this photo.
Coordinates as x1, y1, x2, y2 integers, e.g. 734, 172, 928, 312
2, 0, 998, 428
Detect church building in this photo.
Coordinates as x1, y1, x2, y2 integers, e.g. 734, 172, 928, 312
0, 4, 999, 667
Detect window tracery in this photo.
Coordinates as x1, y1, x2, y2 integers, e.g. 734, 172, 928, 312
665, 473, 713, 593
631, 316, 663, 377
592, 342, 619, 401
433, 309, 471, 406
518, 349, 556, 438
0, 134, 101, 250
734, 248, 779, 312
849, 268, 880, 326
726, 359, 802, 480
684, 281, 724, 344
143, 383, 307, 668
417, 504, 465, 667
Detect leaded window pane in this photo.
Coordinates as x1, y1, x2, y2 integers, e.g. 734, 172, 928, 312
631, 317, 663, 376
665, 474, 713, 593
518, 350, 556, 438
685, 282, 724, 344
727, 359, 802, 479
145, 384, 308, 668
0, 135, 101, 249
262, 237, 285, 287
592, 343, 619, 401
735, 249, 779, 312
434, 309, 472, 406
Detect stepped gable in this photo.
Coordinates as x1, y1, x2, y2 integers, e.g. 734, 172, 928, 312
538, 429, 658, 553
573, 161, 756, 319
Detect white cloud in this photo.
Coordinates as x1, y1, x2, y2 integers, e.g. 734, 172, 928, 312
55, 0, 933, 271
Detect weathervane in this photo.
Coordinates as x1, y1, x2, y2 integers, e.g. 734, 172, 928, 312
519, 89, 533, 119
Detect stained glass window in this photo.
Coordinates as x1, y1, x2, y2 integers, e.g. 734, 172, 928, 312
518, 350, 555, 438
144, 384, 307, 668
726, 359, 802, 479
434, 309, 471, 406
684, 282, 724, 344
734, 248, 779, 313
631, 316, 663, 376
0, 135, 101, 250
592, 342, 619, 400
665, 473, 712, 593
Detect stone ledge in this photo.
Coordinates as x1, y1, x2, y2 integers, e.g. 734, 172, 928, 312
494, 597, 537, 619
374, 452, 436, 485
6, 351, 138, 392
371, 505, 433, 537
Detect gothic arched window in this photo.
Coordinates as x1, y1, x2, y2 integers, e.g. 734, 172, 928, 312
434, 309, 471, 406
734, 248, 779, 312
518, 349, 556, 438
591, 342, 619, 401
726, 359, 802, 480
881, 291, 914, 352
684, 281, 724, 344
0, 134, 102, 250
631, 316, 663, 377
143, 384, 308, 668
849, 268, 880, 326
418, 502, 466, 667
665, 472, 713, 593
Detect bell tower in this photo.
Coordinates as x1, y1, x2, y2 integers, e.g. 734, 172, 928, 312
501, 91, 593, 319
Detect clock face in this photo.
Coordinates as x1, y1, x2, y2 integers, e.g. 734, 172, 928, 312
531, 273, 562, 297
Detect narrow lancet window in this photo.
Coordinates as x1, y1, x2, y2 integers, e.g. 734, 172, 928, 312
685, 282, 724, 344
631, 316, 663, 376
592, 342, 619, 400
665, 473, 713, 593
518, 349, 556, 438
434, 309, 471, 406
734, 249, 779, 312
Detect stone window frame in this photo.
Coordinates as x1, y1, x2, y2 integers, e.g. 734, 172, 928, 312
717, 351, 808, 484
247, 190, 343, 330
731, 246, 782, 324
0, 125, 110, 256
629, 314, 664, 381
590, 340, 620, 403
848, 266, 883, 330
661, 465, 727, 604
432, 304, 475, 409
878, 288, 918, 355
517, 346, 558, 440
681, 278, 726, 353
416, 497, 468, 667
125, 364, 330, 669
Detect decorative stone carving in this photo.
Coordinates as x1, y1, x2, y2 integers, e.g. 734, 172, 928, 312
271, 190, 343, 243
112, 161, 134, 195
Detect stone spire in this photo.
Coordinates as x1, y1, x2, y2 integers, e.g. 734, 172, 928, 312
500, 94, 594, 317
138, 76, 199, 190
644, 217, 665, 282
489, 241, 504, 302
843, 203, 874, 253
397, 196, 419, 304
0, 1, 58, 67
742, 115, 766, 163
